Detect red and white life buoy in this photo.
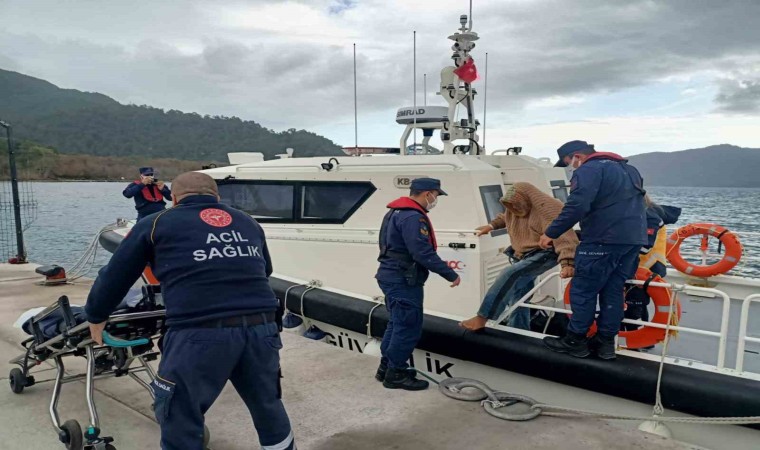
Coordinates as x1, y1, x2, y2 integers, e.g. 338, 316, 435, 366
666, 223, 742, 277
563, 267, 681, 349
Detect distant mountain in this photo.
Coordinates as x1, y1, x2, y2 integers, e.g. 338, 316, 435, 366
0, 68, 343, 161
628, 145, 760, 188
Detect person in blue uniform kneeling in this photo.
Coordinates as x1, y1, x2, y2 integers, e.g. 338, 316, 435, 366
86, 172, 295, 450
123, 167, 172, 221
540, 140, 647, 360
375, 178, 461, 390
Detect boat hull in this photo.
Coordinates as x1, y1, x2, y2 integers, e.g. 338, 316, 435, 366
272, 277, 760, 426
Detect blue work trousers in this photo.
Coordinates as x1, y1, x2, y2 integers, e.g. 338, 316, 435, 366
568, 243, 640, 336
623, 261, 667, 330
378, 281, 424, 370
477, 249, 558, 329
152, 320, 294, 450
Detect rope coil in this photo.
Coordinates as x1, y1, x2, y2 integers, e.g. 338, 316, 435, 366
439, 376, 760, 425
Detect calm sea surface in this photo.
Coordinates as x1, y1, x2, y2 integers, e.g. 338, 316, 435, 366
6, 183, 760, 279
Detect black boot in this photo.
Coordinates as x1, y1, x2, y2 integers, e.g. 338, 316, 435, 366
382, 367, 429, 391
543, 331, 591, 358
589, 334, 617, 360
375, 359, 388, 382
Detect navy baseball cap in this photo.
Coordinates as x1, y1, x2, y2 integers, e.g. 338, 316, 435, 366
411, 177, 447, 195
555, 140, 594, 167
139, 167, 154, 175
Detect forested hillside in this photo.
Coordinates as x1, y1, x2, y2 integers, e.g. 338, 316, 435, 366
0, 68, 343, 161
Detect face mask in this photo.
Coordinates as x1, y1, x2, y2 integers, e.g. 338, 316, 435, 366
571, 155, 582, 169
426, 193, 438, 210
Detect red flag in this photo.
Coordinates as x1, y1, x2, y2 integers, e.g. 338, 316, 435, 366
453, 57, 478, 83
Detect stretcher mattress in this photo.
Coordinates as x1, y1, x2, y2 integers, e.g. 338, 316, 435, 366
17, 287, 151, 340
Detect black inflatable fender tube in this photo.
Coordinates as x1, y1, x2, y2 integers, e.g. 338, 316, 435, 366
99, 230, 122, 254
271, 278, 760, 428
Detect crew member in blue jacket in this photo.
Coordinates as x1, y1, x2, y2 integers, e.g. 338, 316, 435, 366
539, 140, 647, 360
623, 197, 681, 332
86, 172, 294, 450
123, 167, 172, 221
375, 178, 460, 390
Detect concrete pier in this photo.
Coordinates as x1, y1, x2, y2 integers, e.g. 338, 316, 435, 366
0, 263, 690, 449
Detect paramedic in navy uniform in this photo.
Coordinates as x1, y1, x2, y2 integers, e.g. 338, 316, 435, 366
375, 177, 460, 391
86, 172, 295, 450
123, 167, 172, 221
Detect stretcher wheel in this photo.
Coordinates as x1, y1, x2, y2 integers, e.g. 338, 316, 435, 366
9, 368, 26, 394
59, 419, 83, 450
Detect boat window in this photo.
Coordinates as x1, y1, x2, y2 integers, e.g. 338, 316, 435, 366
479, 185, 504, 223
301, 183, 375, 222
217, 183, 295, 220
550, 180, 569, 203
217, 180, 375, 223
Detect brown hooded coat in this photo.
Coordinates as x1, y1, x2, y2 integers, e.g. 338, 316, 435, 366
489, 182, 578, 266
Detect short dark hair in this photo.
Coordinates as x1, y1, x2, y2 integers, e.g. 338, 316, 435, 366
410, 189, 424, 196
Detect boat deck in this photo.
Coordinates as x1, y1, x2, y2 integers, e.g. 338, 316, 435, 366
0, 263, 691, 449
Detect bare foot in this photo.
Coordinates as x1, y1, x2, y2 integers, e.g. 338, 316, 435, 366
459, 316, 488, 331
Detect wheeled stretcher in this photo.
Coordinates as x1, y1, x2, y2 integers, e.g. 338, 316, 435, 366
8, 285, 167, 450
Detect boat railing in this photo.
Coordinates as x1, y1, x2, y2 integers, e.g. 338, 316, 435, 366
235, 160, 463, 173
494, 272, 757, 373
333, 161, 463, 171
736, 294, 760, 372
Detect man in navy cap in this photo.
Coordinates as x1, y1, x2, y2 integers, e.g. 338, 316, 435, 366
539, 140, 647, 360
375, 177, 460, 390
123, 167, 172, 221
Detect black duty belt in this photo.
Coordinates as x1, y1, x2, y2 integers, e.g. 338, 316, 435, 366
196, 312, 276, 328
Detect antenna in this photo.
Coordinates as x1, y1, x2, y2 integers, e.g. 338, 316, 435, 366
469, 0, 473, 31
483, 52, 488, 153
413, 30, 417, 152
423, 73, 427, 107
353, 43, 358, 150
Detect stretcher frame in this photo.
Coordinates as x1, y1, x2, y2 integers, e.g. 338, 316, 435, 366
8, 291, 165, 450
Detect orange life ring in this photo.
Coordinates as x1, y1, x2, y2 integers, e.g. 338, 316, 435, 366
666, 223, 742, 277
563, 267, 681, 349
142, 265, 160, 284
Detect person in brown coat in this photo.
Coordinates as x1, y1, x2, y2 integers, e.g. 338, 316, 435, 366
460, 182, 578, 331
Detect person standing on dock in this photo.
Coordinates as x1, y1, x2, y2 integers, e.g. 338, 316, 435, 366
86, 172, 295, 450
123, 167, 172, 221
375, 178, 461, 391
539, 140, 647, 360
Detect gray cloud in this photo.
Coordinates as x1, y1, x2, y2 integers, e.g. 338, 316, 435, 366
715, 77, 760, 113
473, 0, 760, 108
1, 0, 760, 135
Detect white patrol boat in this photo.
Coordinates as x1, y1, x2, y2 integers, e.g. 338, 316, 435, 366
99, 12, 760, 450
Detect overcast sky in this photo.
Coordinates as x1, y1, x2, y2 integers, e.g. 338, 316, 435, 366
2, 0, 759, 158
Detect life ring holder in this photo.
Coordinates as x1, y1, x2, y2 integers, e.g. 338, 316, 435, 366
666, 223, 743, 278
563, 267, 681, 349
